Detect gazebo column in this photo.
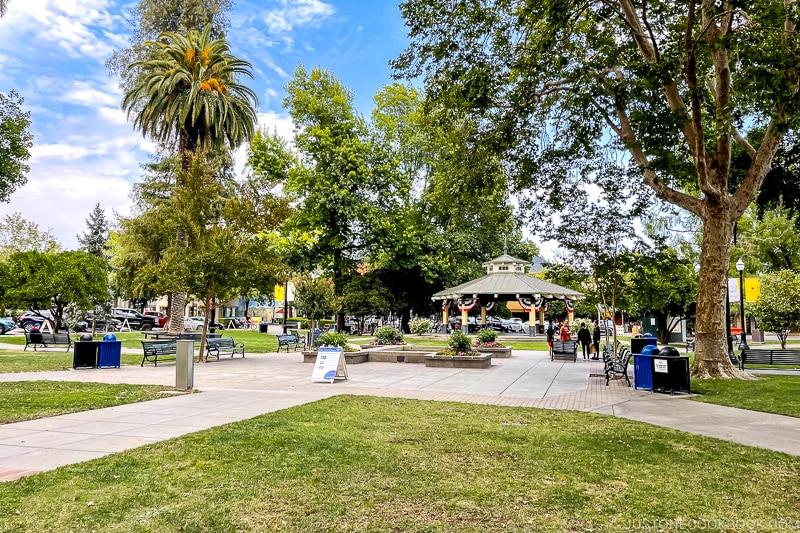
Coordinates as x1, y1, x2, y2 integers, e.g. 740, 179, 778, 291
481, 305, 486, 326
538, 307, 546, 335
567, 299, 575, 324
461, 308, 468, 333
528, 306, 536, 337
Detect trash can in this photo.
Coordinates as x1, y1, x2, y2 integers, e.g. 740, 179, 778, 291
73, 341, 99, 368
631, 334, 658, 355
651, 346, 690, 394
633, 344, 658, 391
258, 322, 269, 333
98, 337, 122, 368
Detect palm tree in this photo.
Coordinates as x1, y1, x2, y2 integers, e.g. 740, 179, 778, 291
0, 0, 9, 17
123, 26, 258, 333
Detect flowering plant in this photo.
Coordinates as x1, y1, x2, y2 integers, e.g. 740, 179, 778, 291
474, 328, 503, 347
373, 326, 405, 345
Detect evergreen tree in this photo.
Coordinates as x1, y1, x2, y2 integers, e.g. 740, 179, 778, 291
77, 204, 109, 258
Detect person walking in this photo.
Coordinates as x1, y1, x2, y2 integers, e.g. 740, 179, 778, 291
592, 320, 601, 359
577, 322, 591, 359
559, 321, 571, 341
546, 321, 555, 356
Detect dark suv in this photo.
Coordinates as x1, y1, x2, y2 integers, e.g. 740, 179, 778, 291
17, 310, 54, 332
111, 308, 156, 330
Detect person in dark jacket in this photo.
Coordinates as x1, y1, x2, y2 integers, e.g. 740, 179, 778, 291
577, 322, 591, 359
592, 320, 601, 359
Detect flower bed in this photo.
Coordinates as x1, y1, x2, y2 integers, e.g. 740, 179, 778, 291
424, 353, 492, 369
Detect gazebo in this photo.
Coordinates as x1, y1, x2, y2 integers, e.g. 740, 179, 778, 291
431, 255, 584, 335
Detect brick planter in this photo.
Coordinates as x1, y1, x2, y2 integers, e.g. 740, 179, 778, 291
424, 353, 492, 369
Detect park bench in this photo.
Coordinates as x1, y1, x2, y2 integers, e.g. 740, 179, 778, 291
205, 337, 245, 361
277, 330, 306, 353
551, 340, 578, 362
604, 346, 632, 387
141, 340, 177, 366
740, 348, 800, 369
24, 331, 73, 351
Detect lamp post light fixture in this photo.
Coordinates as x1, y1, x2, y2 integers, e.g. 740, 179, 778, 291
736, 258, 749, 351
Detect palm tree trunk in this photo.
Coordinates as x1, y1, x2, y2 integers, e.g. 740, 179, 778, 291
168, 292, 186, 334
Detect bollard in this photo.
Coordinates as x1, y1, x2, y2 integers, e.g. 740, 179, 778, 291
176, 340, 195, 390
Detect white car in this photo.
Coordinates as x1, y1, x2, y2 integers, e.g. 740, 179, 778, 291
183, 316, 205, 330
501, 318, 527, 333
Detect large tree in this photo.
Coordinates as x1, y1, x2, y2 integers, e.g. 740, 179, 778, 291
106, 0, 232, 94
0, 90, 33, 202
395, 0, 800, 377
1, 251, 108, 331
77, 203, 110, 259
122, 26, 257, 332
0, 212, 60, 259
284, 66, 401, 331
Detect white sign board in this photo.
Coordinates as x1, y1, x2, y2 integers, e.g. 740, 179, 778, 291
653, 359, 669, 373
728, 277, 741, 303
311, 347, 348, 383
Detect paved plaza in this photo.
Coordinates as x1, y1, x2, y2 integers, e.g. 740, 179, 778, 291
0, 347, 798, 481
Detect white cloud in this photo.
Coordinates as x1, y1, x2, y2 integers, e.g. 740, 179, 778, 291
261, 0, 335, 35
256, 111, 295, 142
61, 80, 120, 108
2, 0, 125, 60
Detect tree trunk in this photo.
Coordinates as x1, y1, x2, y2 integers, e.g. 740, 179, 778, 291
197, 292, 212, 364
692, 206, 743, 378
168, 292, 186, 334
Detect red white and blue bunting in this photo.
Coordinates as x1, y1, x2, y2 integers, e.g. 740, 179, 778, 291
518, 298, 533, 312
565, 299, 574, 313
441, 299, 450, 312
485, 302, 495, 311
457, 297, 478, 311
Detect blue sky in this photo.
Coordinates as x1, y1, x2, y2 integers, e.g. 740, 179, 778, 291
0, 0, 410, 248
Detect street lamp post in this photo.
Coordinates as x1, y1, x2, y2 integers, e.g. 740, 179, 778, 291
736, 258, 749, 351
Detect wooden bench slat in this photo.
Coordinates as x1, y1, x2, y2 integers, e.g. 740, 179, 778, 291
741, 348, 800, 368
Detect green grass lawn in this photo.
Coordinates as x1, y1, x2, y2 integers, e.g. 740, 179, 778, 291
1, 396, 798, 532
689, 375, 800, 418
0, 349, 144, 372
0, 381, 178, 424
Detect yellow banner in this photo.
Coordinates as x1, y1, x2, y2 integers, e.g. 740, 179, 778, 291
744, 277, 760, 302
274, 284, 285, 301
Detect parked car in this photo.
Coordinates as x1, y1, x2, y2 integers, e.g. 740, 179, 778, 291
111, 308, 156, 330
501, 318, 527, 333
83, 312, 123, 332
143, 310, 168, 328
183, 316, 224, 331
0, 317, 15, 334
17, 310, 54, 332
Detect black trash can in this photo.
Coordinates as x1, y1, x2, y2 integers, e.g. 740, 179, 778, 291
651, 347, 690, 394
258, 322, 269, 333
73, 341, 99, 369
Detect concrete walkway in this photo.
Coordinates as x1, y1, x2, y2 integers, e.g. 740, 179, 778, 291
0, 349, 798, 481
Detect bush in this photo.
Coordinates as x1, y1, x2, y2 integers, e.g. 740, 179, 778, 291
374, 326, 404, 345
476, 328, 498, 344
291, 317, 311, 329
317, 331, 348, 348
409, 318, 433, 335
448, 330, 472, 354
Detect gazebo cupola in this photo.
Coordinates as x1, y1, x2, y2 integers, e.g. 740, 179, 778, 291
482, 254, 530, 274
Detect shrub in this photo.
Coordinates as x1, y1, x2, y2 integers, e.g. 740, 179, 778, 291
318, 331, 348, 348
476, 328, 498, 344
409, 318, 433, 334
374, 326, 404, 345
448, 330, 472, 354
291, 317, 311, 329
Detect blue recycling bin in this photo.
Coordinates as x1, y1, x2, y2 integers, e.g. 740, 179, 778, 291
98, 340, 122, 368
633, 344, 658, 390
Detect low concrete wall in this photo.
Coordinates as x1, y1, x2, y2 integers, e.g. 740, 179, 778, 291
424, 354, 492, 369
365, 350, 428, 364
302, 351, 370, 364
474, 346, 512, 358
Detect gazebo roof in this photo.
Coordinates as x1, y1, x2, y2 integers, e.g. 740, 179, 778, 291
432, 255, 583, 302
432, 273, 583, 301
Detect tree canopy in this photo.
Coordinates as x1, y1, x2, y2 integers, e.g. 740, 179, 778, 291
0, 90, 33, 202
394, 0, 800, 377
